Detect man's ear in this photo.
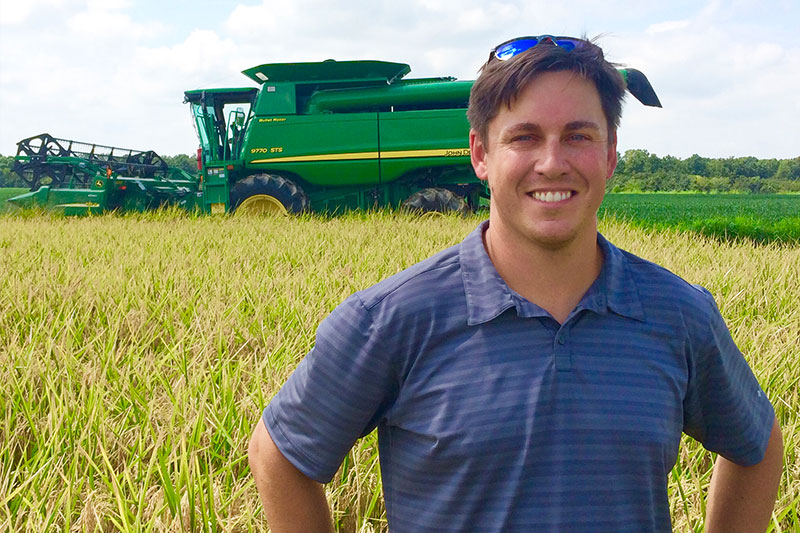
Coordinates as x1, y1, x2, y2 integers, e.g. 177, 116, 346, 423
469, 129, 489, 181
606, 130, 618, 180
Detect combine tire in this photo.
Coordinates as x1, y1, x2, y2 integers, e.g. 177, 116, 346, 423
231, 174, 309, 215
402, 188, 469, 215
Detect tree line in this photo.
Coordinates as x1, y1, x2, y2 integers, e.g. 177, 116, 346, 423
610, 150, 800, 193
1, 150, 799, 193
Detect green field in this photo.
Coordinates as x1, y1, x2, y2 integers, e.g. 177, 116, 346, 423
0, 188, 28, 210
1, 210, 798, 531
599, 193, 800, 244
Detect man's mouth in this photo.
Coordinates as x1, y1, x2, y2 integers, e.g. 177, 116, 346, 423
529, 190, 574, 203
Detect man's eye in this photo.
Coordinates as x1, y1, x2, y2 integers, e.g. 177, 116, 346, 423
567, 133, 590, 142
511, 134, 534, 142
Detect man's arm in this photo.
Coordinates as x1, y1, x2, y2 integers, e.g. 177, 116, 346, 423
706, 417, 783, 532
248, 418, 334, 533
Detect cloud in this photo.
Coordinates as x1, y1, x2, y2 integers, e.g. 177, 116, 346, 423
1, 1, 798, 158
0, 0, 69, 26
132, 30, 241, 81
612, 4, 800, 158
646, 20, 690, 33
67, 5, 164, 41
224, 1, 301, 35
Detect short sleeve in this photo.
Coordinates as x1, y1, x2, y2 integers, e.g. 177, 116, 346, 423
263, 293, 398, 483
682, 286, 775, 466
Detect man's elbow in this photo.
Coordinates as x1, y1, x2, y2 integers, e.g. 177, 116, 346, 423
248, 418, 289, 508
248, 419, 265, 463
248, 418, 280, 476
248, 417, 315, 487
247, 417, 334, 530
761, 417, 783, 470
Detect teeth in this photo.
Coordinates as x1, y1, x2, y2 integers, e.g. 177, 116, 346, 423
532, 191, 572, 203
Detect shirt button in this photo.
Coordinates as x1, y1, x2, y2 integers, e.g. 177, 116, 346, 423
557, 335, 566, 345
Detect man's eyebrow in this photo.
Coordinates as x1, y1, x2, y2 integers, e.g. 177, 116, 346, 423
504, 122, 542, 134
503, 121, 603, 134
565, 120, 602, 131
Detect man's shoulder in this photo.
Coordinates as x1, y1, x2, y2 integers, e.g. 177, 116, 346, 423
607, 240, 718, 317
356, 240, 465, 312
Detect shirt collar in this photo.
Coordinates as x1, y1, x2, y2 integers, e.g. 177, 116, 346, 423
459, 222, 645, 325
582, 234, 646, 322
460, 221, 517, 325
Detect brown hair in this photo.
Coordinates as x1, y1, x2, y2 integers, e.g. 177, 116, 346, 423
467, 36, 625, 146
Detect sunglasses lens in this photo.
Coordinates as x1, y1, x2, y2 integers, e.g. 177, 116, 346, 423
494, 38, 540, 60
492, 36, 582, 61
553, 39, 578, 51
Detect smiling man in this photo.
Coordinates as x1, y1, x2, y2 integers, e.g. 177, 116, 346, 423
470, 69, 616, 324
249, 36, 782, 532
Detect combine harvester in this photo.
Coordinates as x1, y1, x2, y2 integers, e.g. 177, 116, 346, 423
8, 59, 660, 215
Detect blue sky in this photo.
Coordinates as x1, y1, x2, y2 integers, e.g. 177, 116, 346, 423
1, 0, 798, 159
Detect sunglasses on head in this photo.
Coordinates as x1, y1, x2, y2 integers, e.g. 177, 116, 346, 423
486, 35, 664, 108
490, 35, 584, 62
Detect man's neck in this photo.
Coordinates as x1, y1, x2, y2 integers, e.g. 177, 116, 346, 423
483, 220, 603, 324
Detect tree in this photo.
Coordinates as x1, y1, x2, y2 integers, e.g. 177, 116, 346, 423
620, 149, 652, 174
706, 159, 730, 178
660, 155, 686, 175
162, 154, 198, 176
685, 154, 709, 176
775, 158, 800, 181
0, 155, 25, 188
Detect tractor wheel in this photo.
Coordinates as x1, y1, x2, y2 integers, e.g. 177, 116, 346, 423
402, 188, 469, 215
230, 174, 309, 215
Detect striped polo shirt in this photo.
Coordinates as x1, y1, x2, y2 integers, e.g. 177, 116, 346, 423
264, 221, 774, 531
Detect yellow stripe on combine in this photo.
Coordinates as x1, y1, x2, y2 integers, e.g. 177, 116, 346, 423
251, 151, 378, 164
381, 148, 471, 159
250, 148, 470, 164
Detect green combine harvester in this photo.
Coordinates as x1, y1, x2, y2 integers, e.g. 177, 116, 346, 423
7, 59, 660, 215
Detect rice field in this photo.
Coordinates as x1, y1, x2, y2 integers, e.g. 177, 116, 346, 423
1, 208, 798, 531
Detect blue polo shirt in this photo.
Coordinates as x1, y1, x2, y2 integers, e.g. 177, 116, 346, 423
264, 221, 774, 531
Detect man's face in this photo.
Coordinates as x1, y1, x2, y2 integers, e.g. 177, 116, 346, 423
470, 70, 617, 251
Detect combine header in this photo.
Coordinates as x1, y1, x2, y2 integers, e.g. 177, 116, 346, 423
8, 134, 197, 215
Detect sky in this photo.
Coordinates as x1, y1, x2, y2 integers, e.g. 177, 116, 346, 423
1, 0, 798, 160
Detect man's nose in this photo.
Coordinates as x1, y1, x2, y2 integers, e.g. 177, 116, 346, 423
533, 139, 570, 177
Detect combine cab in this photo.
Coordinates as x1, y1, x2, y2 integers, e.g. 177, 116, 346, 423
8, 133, 198, 215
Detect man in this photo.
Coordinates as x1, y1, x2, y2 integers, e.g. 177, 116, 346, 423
249, 35, 782, 531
